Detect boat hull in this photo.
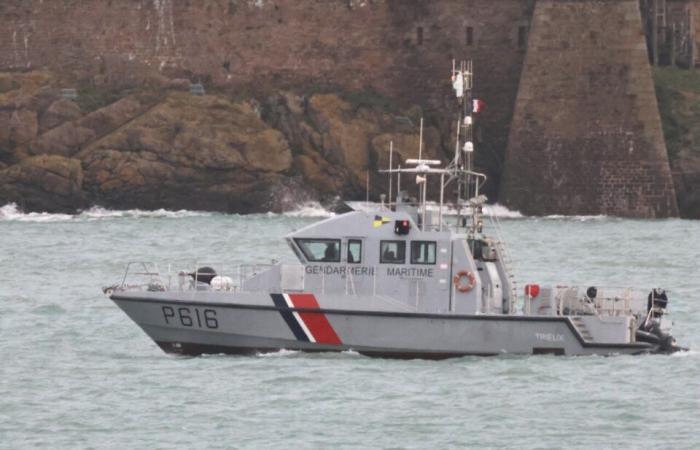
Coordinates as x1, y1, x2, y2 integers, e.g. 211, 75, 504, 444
109, 293, 668, 358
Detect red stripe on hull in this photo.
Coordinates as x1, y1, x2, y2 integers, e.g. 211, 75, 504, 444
288, 293, 342, 345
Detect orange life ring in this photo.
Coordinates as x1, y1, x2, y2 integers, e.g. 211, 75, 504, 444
453, 270, 476, 293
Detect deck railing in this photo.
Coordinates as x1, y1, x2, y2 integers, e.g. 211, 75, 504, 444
114, 261, 376, 296
526, 286, 650, 318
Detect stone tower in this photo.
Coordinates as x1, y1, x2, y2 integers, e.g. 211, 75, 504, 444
500, 0, 679, 217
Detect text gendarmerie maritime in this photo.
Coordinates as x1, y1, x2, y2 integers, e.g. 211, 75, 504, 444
305, 265, 434, 278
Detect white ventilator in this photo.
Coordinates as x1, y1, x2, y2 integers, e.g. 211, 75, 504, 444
211, 276, 234, 291
453, 72, 464, 98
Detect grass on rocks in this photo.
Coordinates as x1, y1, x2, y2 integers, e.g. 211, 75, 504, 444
654, 67, 700, 161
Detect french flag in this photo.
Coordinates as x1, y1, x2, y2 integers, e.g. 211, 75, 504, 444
472, 99, 486, 114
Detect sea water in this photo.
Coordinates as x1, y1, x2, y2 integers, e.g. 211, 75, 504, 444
1, 203, 698, 449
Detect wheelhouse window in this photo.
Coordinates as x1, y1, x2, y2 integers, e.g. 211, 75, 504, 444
295, 238, 341, 263
380, 240, 406, 264
348, 239, 362, 264
411, 241, 436, 265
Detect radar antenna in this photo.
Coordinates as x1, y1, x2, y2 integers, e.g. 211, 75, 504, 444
379, 59, 487, 234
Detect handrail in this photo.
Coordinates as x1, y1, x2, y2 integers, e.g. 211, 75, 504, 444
120, 261, 165, 289
545, 286, 645, 318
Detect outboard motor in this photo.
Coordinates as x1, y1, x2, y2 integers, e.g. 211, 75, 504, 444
189, 266, 217, 285
636, 288, 681, 353
647, 288, 668, 318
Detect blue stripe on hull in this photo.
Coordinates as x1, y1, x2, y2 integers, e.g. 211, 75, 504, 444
270, 293, 309, 342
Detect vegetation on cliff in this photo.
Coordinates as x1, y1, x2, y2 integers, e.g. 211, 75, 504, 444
654, 67, 700, 218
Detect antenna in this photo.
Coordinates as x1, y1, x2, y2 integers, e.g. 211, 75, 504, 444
454, 119, 461, 165
397, 164, 401, 201
418, 117, 424, 161
378, 60, 487, 234
388, 141, 394, 210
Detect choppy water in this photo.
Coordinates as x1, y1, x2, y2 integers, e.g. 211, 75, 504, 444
1, 204, 698, 449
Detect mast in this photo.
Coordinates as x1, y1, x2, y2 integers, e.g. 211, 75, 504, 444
379, 59, 486, 234
388, 141, 393, 210
449, 59, 484, 236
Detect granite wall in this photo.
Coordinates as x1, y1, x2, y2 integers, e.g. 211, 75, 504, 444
500, 0, 678, 217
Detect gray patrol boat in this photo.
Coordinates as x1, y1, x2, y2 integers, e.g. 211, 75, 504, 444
107, 61, 686, 358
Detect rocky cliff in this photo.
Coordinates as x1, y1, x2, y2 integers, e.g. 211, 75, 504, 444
0, 0, 697, 217
0, 71, 444, 212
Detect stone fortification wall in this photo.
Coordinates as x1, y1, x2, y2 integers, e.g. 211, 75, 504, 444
0, 1, 532, 136
501, 0, 678, 217
694, 1, 700, 65
641, 0, 700, 68
0, 0, 532, 95
0, 0, 534, 206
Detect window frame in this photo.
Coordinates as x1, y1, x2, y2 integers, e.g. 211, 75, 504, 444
380, 240, 406, 264
347, 239, 362, 264
410, 240, 437, 265
294, 238, 341, 263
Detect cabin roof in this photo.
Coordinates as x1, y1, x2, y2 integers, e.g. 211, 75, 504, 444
286, 210, 451, 241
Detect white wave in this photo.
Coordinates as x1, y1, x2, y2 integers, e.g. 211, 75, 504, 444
541, 214, 609, 221
79, 206, 213, 220
0, 203, 73, 222
346, 200, 523, 219
256, 349, 301, 357
670, 349, 697, 358
344, 201, 381, 213
272, 202, 335, 218
0, 203, 212, 222
482, 204, 523, 219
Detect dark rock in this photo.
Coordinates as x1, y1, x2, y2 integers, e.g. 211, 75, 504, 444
80, 92, 295, 212
39, 98, 82, 132
9, 109, 38, 145
29, 97, 145, 157
166, 79, 191, 91
0, 155, 87, 213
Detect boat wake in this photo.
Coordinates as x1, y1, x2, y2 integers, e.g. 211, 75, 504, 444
670, 348, 698, 358
256, 349, 301, 358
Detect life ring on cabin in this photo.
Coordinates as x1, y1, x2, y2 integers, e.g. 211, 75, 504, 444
453, 270, 476, 293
